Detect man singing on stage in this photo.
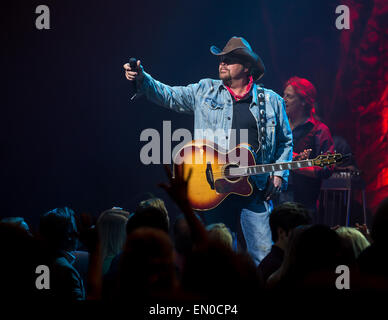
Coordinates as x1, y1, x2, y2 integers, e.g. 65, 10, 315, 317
123, 36, 293, 265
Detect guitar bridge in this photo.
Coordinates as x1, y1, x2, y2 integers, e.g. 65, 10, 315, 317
206, 162, 215, 190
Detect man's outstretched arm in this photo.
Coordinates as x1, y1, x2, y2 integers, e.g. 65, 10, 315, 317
124, 60, 200, 114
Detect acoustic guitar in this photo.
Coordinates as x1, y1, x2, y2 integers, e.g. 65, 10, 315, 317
172, 140, 348, 211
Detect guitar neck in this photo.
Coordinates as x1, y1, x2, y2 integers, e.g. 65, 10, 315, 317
230, 159, 315, 177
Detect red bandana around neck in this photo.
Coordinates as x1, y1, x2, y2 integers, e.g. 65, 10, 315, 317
225, 75, 254, 101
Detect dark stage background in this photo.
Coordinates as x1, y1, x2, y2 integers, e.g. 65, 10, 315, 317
2, 0, 387, 229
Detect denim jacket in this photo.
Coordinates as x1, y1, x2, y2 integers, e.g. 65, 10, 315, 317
136, 71, 293, 190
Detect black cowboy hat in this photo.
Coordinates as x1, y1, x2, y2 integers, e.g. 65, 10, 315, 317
210, 36, 265, 81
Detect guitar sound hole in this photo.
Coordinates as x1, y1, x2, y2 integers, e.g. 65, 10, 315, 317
223, 164, 240, 182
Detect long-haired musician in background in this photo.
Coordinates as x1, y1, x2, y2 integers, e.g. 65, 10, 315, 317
280, 77, 334, 221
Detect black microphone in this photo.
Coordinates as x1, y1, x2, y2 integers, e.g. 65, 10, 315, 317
129, 57, 138, 100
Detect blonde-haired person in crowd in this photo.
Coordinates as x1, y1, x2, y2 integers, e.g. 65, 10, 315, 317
137, 197, 169, 227
97, 207, 130, 274
334, 226, 370, 259
206, 223, 233, 249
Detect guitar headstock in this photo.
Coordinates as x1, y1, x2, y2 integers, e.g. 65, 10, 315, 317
312, 153, 350, 167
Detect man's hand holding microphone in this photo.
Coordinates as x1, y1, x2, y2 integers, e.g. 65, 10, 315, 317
123, 58, 144, 100
123, 59, 144, 82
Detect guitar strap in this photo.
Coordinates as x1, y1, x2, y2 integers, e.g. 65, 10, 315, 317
256, 87, 266, 161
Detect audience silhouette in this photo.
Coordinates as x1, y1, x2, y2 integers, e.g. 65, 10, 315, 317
1, 166, 387, 304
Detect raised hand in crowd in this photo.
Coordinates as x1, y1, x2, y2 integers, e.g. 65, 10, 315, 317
159, 163, 208, 245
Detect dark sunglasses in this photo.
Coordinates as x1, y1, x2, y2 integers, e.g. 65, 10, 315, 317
219, 55, 245, 65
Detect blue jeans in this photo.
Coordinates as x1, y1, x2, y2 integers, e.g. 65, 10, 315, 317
240, 201, 272, 266
201, 188, 273, 266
